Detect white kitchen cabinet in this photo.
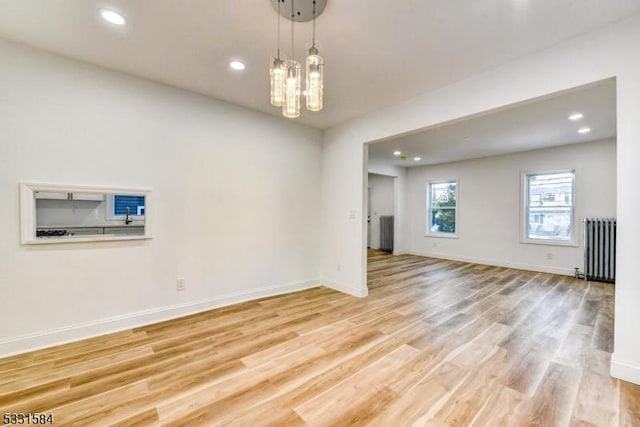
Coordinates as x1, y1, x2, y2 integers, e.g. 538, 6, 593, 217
65, 227, 104, 236
71, 193, 105, 201
35, 192, 104, 201
104, 226, 145, 236
35, 191, 69, 200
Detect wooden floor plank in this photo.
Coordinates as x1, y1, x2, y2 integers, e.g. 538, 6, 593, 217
293, 345, 420, 425
0, 249, 638, 426
517, 362, 582, 426
572, 350, 619, 426
620, 380, 640, 427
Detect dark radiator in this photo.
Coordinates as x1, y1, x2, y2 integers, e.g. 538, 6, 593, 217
584, 218, 616, 283
379, 216, 394, 253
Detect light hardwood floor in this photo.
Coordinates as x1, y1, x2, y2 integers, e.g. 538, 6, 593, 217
1, 250, 639, 426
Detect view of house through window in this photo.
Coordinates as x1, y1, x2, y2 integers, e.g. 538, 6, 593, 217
525, 171, 575, 242
427, 180, 457, 235
114, 195, 145, 216
106, 195, 146, 220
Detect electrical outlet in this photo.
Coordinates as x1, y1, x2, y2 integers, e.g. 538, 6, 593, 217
337, 263, 342, 272
546, 253, 553, 260
176, 278, 186, 291
433, 242, 437, 248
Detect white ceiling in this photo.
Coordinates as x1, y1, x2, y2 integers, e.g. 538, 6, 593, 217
0, 1, 638, 129
368, 78, 616, 167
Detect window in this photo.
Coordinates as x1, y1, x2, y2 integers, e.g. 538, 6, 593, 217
106, 194, 146, 220
523, 170, 575, 244
427, 180, 458, 236
114, 195, 145, 216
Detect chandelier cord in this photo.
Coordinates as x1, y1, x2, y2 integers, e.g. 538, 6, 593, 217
290, 0, 295, 60
277, 0, 281, 59
312, 0, 316, 48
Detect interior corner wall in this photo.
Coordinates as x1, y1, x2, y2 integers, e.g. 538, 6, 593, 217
319, 132, 368, 297
320, 14, 640, 385
405, 140, 616, 275
0, 38, 322, 356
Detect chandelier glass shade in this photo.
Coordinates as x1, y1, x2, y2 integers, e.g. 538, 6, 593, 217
282, 59, 301, 118
305, 47, 323, 111
270, 56, 286, 107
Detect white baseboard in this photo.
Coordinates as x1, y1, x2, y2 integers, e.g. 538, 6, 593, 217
0, 279, 321, 358
323, 280, 369, 298
611, 354, 640, 385
406, 250, 575, 276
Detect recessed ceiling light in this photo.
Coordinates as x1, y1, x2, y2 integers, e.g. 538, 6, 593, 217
229, 61, 246, 71
568, 113, 584, 121
393, 151, 402, 156
99, 9, 126, 26
578, 127, 591, 134
413, 157, 421, 161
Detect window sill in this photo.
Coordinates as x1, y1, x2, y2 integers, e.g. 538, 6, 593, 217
520, 238, 578, 248
425, 233, 459, 239
23, 235, 151, 245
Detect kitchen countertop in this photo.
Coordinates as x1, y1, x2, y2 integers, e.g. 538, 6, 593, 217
36, 224, 144, 229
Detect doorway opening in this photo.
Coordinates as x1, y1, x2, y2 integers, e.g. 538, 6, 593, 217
367, 173, 396, 252
364, 77, 617, 294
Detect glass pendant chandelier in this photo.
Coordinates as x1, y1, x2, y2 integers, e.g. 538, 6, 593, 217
282, 0, 301, 118
305, 1, 323, 111
269, 0, 326, 119
270, 0, 285, 107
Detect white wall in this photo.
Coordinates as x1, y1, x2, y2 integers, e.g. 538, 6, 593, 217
367, 173, 395, 250
0, 39, 322, 356
320, 14, 640, 385
405, 140, 616, 275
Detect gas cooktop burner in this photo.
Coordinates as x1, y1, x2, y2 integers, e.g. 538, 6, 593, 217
37, 229, 69, 237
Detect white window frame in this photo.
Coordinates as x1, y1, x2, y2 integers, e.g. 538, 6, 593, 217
521, 169, 577, 247
19, 182, 152, 245
426, 178, 459, 238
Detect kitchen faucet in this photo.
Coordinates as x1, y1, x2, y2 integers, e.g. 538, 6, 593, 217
125, 206, 132, 225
